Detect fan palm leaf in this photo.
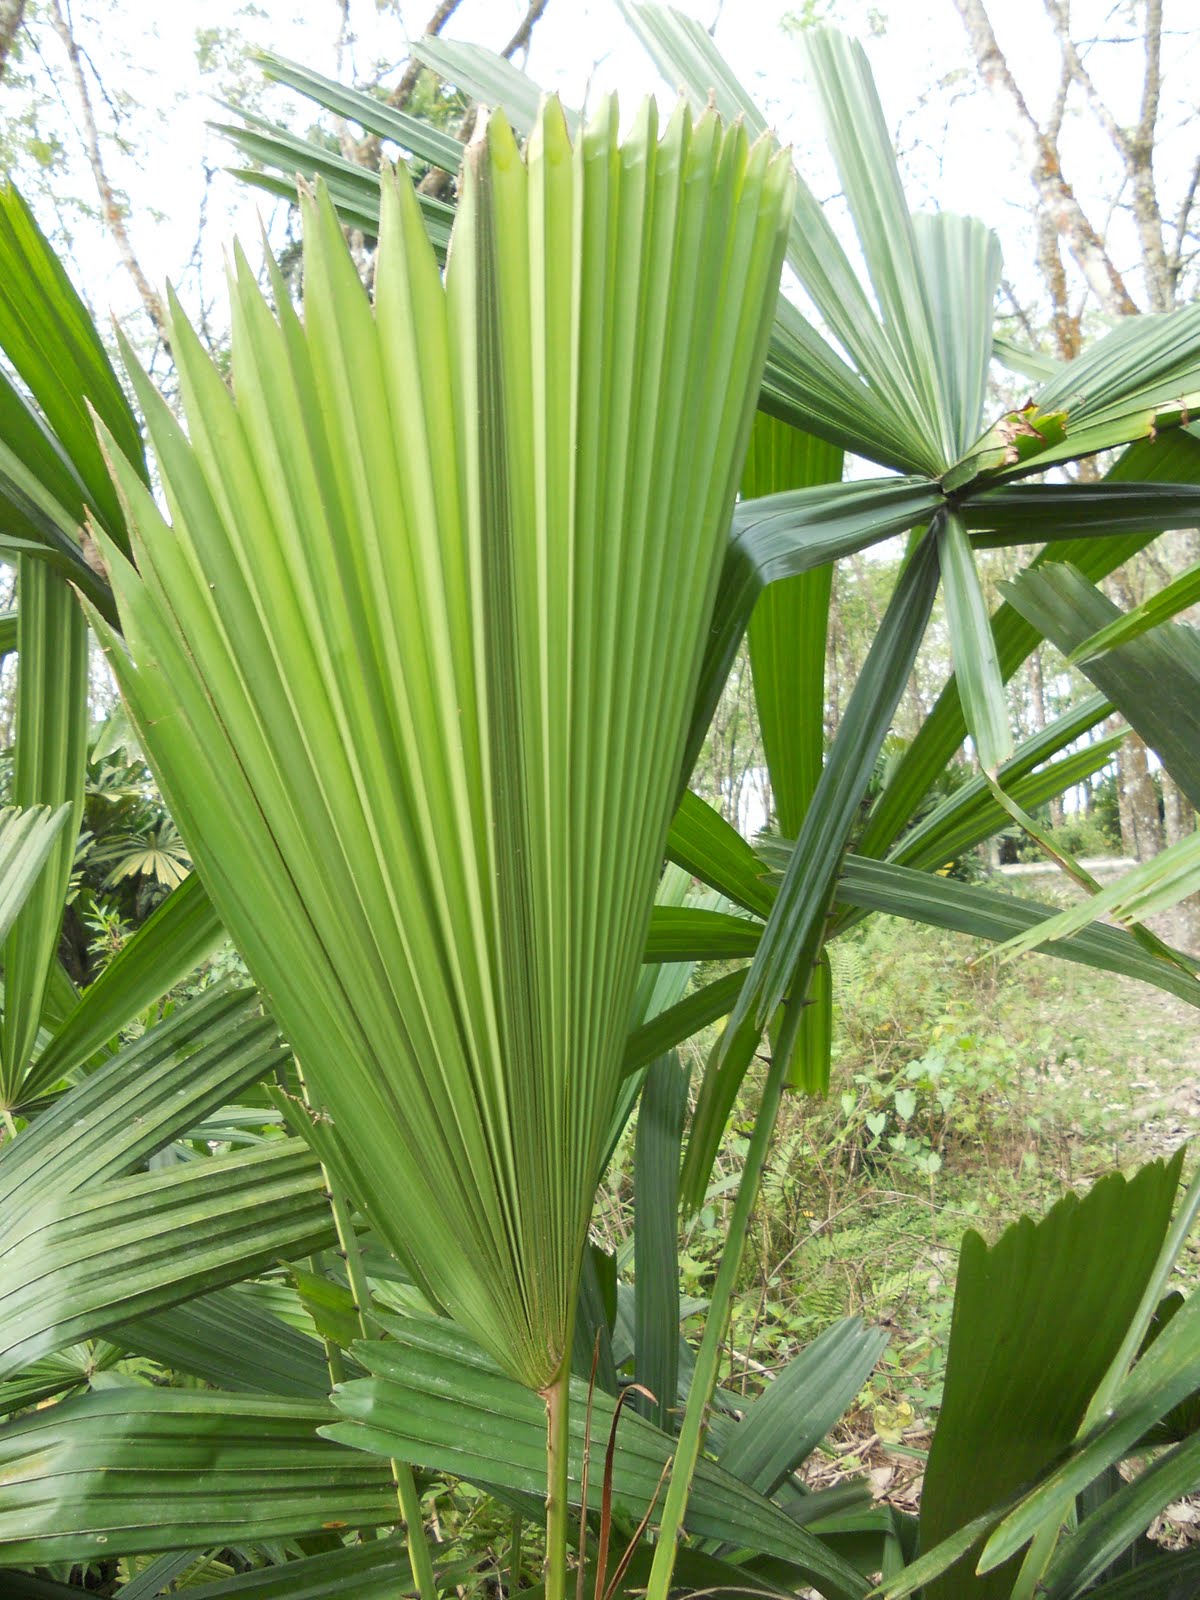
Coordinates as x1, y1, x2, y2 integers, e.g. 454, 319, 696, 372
94, 100, 793, 1395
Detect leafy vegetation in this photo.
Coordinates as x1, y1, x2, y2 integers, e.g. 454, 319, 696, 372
0, 4, 1199, 1598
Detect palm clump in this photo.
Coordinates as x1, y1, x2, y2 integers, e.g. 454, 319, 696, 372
95, 96, 793, 1396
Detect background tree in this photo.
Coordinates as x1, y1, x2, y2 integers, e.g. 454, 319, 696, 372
0, 0, 26, 83
949, 0, 1200, 886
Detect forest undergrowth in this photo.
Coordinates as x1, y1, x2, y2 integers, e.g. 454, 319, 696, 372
595, 899, 1200, 1521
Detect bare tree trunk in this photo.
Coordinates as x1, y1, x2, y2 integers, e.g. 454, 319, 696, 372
1162, 774, 1200, 954
1163, 766, 1197, 952
1127, 0, 1173, 311
1169, 153, 1200, 301
1163, 775, 1194, 848
1120, 733, 1164, 862
1171, 902, 1200, 960
1026, 647, 1065, 827
950, 0, 1137, 319
1106, 708, 1134, 854
47, 0, 168, 344
1102, 567, 1162, 862
1026, 646, 1045, 733
825, 569, 842, 743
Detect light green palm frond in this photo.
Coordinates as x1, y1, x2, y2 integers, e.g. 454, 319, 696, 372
95, 100, 793, 1392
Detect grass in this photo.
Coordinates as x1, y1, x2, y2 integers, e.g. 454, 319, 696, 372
97, 868, 1200, 1586
631, 898, 1199, 1440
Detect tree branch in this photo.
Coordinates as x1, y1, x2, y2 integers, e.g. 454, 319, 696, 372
1129, 0, 1171, 309
1038, 21, 1079, 357
1000, 275, 1041, 349
1044, 0, 1172, 310
339, 0, 463, 174
1042, 0, 1130, 163
48, 0, 168, 343
1136, 0, 1164, 156
500, 0, 549, 61
951, 0, 1138, 319
417, 0, 552, 200
384, 0, 463, 115
1045, 13, 1071, 147
1036, 209, 1080, 361
1170, 151, 1200, 294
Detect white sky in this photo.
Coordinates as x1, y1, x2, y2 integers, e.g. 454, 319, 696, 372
10, 1, 1200, 352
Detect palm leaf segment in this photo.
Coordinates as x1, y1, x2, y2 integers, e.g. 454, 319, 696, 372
225, 17, 1200, 803
96, 100, 793, 1391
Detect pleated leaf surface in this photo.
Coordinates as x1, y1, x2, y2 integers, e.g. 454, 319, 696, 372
0, 1390, 396, 1561
98, 101, 793, 1390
